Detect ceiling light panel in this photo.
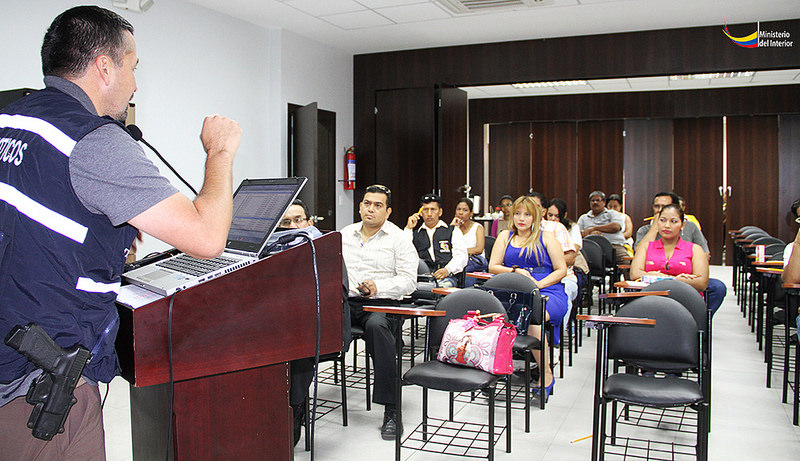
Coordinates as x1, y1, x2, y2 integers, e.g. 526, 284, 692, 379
322, 9, 395, 29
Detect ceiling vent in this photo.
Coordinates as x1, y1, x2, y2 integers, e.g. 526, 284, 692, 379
111, 0, 154, 13
437, 0, 554, 14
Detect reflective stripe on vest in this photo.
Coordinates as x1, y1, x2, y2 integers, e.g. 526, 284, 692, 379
76, 277, 121, 294
0, 181, 88, 243
0, 114, 76, 157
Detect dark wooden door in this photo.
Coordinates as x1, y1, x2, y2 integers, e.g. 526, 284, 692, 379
438, 87, 468, 215
576, 120, 624, 222
623, 119, 674, 228
779, 114, 800, 243
530, 121, 577, 206
673, 117, 724, 263
488, 122, 532, 207
375, 88, 435, 226
726, 115, 779, 262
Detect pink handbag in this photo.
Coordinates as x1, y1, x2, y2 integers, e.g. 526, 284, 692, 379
437, 311, 517, 375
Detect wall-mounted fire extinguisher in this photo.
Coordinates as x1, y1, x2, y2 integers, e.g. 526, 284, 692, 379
344, 146, 356, 190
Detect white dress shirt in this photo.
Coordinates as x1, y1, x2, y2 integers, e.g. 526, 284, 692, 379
341, 220, 417, 300
405, 220, 468, 276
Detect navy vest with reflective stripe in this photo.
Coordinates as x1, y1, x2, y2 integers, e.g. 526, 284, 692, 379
0, 87, 138, 384
413, 226, 454, 271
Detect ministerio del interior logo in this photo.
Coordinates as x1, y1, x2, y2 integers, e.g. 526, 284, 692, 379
723, 22, 794, 48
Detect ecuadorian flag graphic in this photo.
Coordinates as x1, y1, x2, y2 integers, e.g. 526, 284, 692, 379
723, 23, 758, 48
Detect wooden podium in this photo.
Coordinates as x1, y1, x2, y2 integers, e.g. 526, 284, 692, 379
115, 232, 343, 461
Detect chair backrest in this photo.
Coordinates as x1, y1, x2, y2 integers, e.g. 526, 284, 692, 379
738, 226, 762, 233
752, 236, 784, 247
581, 239, 605, 277
765, 243, 786, 256
484, 235, 496, 259
741, 229, 769, 239
609, 296, 699, 370
585, 234, 615, 269
481, 272, 545, 324
427, 288, 507, 359
642, 279, 707, 332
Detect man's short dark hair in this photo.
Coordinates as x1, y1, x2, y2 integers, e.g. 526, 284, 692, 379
791, 198, 800, 218
292, 199, 310, 220
420, 192, 442, 208
364, 184, 391, 207
653, 191, 680, 205
42, 6, 134, 78
527, 191, 547, 208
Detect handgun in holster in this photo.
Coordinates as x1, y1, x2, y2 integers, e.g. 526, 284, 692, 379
4, 323, 92, 441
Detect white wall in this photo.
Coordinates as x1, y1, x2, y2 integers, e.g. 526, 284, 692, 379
0, 0, 354, 256
280, 30, 355, 230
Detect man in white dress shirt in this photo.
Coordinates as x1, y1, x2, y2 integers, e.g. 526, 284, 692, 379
341, 185, 417, 440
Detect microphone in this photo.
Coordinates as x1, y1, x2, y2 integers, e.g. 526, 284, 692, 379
126, 124, 198, 196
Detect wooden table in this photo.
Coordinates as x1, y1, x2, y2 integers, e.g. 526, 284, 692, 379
432, 286, 461, 296
467, 271, 493, 280
614, 281, 650, 291
362, 305, 445, 460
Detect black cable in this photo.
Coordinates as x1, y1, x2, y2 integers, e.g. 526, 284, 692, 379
101, 381, 110, 409
166, 293, 177, 461
126, 124, 198, 196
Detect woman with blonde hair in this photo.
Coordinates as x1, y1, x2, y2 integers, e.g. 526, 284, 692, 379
488, 196, 568, 399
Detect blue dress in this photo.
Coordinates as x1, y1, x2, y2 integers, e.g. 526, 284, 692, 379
503, 232, 568, 344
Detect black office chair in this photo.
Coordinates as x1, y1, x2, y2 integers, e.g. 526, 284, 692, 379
584, 234, 619, 289
592, 296, 708, 461
484, 235, 496, 260
582, 239, 607, 314
401, 288, 512, 460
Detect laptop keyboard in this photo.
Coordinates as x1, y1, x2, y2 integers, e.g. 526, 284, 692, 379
156, 254, 240, 277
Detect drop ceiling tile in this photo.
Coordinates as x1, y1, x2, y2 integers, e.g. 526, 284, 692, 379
285, 0, 365, 16
377, 3, 450, 22
322, 9, 395, 29
357, 0, 430, 8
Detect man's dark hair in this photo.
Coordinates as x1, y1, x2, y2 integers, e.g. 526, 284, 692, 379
607, 194, 622, 206
589, 190, 606, 201
364, 184, 391, 207
420, 192, 442, 208
42, 6, 134, 77
527, 191, 547, 208
653, 191, 680, 205
791, 198, 800, 218
292, 199, 310, 220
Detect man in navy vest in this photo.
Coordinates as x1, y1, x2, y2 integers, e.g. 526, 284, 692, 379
405, 193, 467, 287
0, 6, 241, 458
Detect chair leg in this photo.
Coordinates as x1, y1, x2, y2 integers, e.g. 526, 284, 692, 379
488, 385, 495, 461
422, 387, 429, 442
365, 345, 372, 411
506, 377, 512, 453
524, 352, 531, 432
794, 331, 799, 425
449, 391, 455, 421
599, 399, 608, 460
340, 355, 348, 426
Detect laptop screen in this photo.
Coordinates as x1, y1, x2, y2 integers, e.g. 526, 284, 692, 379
226, 177, 307, 253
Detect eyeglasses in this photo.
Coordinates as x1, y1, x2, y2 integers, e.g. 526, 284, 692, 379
366, 184, 391, 195
280, 216, 309, 227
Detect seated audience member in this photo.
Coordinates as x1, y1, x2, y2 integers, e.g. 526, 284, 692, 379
677, 195, 702, 231
547, 197, 591, 303
634, 191, 726, 315
341, 185, 417, 440
529, 192, 579, 326
491, 194, 514, 237
406, 193, 468, 287
489, 196, 568, 399
451, 197, 488, 283
630, 203, 709, 294
782, 199, 800, 332
280, 199, 314, 229
577, 190, 629, 276
282, 199, 349, 446
606, 193, 634, 252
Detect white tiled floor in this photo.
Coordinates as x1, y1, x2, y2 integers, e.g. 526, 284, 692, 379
102, 266, 800, 460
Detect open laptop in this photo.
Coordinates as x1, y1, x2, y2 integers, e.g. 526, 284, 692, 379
123, 177, 307, 296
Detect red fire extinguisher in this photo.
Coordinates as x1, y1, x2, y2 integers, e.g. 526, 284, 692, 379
344, 146, 356, 190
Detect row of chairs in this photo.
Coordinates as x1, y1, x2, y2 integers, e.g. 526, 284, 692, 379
729, 225, 799, 426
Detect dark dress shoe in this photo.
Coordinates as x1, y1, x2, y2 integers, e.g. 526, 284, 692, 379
381, 408, 403, 440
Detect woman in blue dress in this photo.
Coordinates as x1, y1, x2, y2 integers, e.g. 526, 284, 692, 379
488, 195, 568, 397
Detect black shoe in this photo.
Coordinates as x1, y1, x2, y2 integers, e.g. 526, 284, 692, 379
292, 404, 304, 447
381, 407, 403, 440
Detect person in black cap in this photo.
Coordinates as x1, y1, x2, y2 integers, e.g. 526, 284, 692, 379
405, 193, 468, 287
